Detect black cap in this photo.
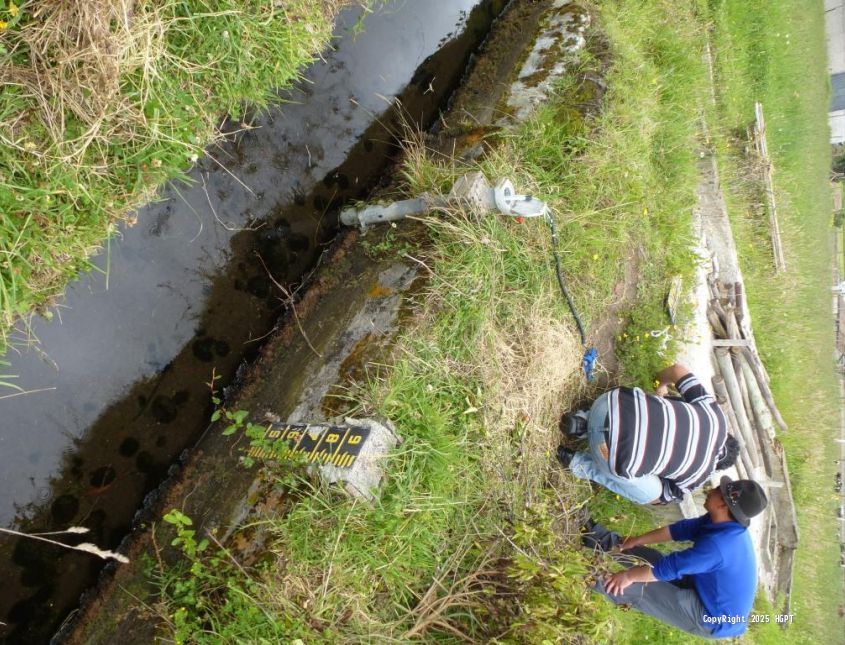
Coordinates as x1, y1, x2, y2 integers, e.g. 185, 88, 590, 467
719, 476, 768, 527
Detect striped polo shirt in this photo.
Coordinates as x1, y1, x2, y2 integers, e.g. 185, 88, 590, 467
606, 373, 728, 503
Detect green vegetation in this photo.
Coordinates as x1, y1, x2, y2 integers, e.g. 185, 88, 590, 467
708, 0, 843, 641
151, 0, 737, 641
0, 357, 18, 392
153, 506, 308, 642
153, 178, 606, 640
147, 0, 839, 641
0, 0, 341, 353
402, 0, 708, 387
595, 0, 844, 639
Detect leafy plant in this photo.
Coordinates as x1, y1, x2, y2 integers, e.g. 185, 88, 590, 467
163, 509, 208, 559
157, 508, 313, 643
359, 226, 412, 258
213, 407, 288, 467
616, 302, 683, 388
497, 498, 615, 644
207, 369, 280, 468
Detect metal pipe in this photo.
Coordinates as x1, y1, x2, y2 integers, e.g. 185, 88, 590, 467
340, 196, 433, 228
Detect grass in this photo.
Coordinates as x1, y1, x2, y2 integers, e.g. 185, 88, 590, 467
153, 204, 604, 641
707, 0, 844, 641
0, 0, 343, 355
148, 0, 839, 641
598, 0, 844, 639
579, 0, 708, 385
403, 0, 708, 387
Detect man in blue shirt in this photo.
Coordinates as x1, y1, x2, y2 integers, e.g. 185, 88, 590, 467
585, 477, 768, 638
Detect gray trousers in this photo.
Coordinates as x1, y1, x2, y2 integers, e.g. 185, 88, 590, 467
586, 523, 718, 639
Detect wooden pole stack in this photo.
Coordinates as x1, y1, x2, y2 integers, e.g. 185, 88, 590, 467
706, 271, 798, 612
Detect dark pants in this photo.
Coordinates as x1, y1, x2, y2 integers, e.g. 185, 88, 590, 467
585, 523, 718, 639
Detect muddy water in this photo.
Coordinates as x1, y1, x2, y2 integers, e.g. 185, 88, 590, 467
0, 0, 506, 640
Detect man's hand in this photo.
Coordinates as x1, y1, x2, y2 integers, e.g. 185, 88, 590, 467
619, 535, 642, 551
604, 570, 634, 596
655, 363, 690, 390
604, 565, 656, 596
655, 382, 669, 397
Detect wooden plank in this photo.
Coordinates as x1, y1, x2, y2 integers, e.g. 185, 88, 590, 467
740, 354, 777, 442
711, 338, 752, 347
741, 347, 788, 431
754, 102, 787, 273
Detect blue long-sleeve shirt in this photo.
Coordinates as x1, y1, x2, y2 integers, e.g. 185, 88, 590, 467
651, 514, 757, 637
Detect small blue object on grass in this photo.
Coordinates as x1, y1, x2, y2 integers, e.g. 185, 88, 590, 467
582, 347, 598, 382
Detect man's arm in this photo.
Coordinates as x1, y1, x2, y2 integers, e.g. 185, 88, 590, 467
621, 513, 710, 549
651, 541, 723, 581
655, 363, 691, 394
608, 540, 723, 595
656, 364, 714, 405
619, 525, 671, 551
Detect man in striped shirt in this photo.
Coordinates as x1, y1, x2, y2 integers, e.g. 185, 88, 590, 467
558, 363, 739, 504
